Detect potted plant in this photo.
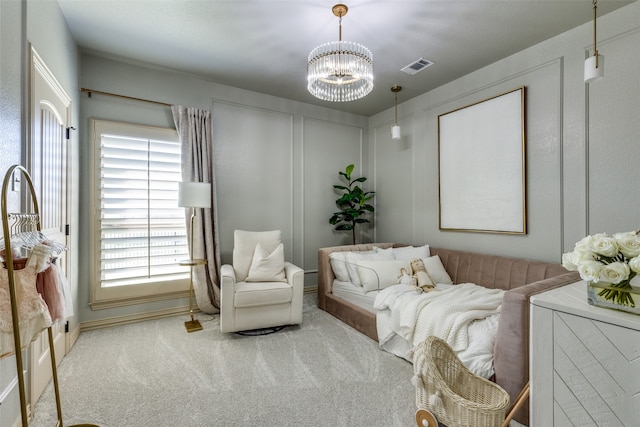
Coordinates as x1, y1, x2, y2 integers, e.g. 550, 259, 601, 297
329, 164, 375, 245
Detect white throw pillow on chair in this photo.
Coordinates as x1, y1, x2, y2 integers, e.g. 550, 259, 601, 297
246, 242, 286, 282
233, 229, 282, 281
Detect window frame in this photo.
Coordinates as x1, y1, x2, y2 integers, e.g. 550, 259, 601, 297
89, 119, 189, 310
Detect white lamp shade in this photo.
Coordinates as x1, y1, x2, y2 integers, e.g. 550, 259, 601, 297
178, 182, 211, 208
584, 54, 604, 82
391, 125, 401, 140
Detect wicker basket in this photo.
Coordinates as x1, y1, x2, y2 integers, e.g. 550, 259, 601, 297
413, 336, 510, 427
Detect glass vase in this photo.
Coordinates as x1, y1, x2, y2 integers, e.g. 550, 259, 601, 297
587, 281, 640, 315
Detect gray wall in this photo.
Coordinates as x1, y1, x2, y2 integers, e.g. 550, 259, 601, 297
27, 0, 81, 348
369, 1, 640, 263
76, 0, 640, 324
0, 0, 24, 199
0, 1, 26, 425
77, 54, 370, 324
2, 2, 640, 421
1, 1, 79, 423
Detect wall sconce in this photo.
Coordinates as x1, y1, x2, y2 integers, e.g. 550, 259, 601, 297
391, 85, 402, 140
584, 0, 604, 82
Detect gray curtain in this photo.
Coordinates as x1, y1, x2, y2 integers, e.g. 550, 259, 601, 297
172, 105, 220, 313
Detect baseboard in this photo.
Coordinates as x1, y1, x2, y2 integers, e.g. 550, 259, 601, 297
80, 306, 195, 332
80, 289, 317, 332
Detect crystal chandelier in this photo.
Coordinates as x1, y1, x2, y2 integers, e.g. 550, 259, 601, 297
307, 4, 374, 102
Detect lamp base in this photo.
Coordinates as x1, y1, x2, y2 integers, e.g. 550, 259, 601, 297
184, 319, 203, 333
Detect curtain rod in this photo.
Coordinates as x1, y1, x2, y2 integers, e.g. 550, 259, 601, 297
80, 88, 172, 107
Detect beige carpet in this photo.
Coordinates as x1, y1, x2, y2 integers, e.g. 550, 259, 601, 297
29, 295, 418, 427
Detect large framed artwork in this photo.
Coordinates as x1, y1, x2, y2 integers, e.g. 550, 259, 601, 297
438, 86, 526, 234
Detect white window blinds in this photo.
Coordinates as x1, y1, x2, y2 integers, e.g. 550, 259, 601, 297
98, 127, 187, 288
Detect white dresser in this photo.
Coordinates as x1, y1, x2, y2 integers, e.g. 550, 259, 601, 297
530, 280, 640, 426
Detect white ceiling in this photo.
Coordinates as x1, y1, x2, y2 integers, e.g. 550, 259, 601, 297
57, 0, 634, 116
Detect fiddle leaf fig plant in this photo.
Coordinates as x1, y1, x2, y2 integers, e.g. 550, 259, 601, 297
329, 164, 375, 245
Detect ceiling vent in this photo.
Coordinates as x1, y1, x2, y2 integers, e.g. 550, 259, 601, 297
401, 58, 434, 75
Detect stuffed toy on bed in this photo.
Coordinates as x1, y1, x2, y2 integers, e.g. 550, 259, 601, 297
396, 267, 418, 287
410, 258, 438, 292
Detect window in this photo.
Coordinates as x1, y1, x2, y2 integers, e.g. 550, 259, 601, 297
90, 119, 189, 308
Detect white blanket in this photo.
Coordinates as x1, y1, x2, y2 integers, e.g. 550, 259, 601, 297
374, 283, 504, 378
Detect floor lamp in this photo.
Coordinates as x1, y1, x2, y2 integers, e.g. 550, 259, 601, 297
178, 181, 211, 333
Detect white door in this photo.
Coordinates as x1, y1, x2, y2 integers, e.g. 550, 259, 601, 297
27, 47, 71, 406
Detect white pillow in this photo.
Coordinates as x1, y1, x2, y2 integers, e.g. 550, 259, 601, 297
329, 252, 351, 282
392, 244, 431, 261
345, 250, 394, 287
233, 230, 281, 281
372, 246, 395, 258
246, 243, 286, 282
356, 259, 412, 292
421, 255, 453, 285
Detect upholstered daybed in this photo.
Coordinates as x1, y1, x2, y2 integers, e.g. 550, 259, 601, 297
317, 243, 579, 425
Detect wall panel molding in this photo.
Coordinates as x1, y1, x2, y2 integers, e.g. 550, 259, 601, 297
302, 116, 366, 268
584, 25, 640, 235
372, 111, 416, 244
424, 57, 563, 114
384, 57, 567, 261
212, 99, 296, 263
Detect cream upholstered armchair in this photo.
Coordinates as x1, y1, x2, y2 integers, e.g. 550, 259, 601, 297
220, 230, 304, 333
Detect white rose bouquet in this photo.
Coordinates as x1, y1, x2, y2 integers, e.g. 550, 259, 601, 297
562, 230, 640, 307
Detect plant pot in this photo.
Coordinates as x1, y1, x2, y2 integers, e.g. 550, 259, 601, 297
587, 281, 640, 315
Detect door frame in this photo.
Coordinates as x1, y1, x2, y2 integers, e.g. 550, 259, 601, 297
27, 45, 72, 408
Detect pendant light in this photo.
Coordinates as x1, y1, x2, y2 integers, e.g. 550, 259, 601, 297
307, 4, 374, 102
391, 86, 402, 140
584, 0, 604, 82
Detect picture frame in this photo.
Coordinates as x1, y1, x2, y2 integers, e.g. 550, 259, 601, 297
438, 86, 526, 234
